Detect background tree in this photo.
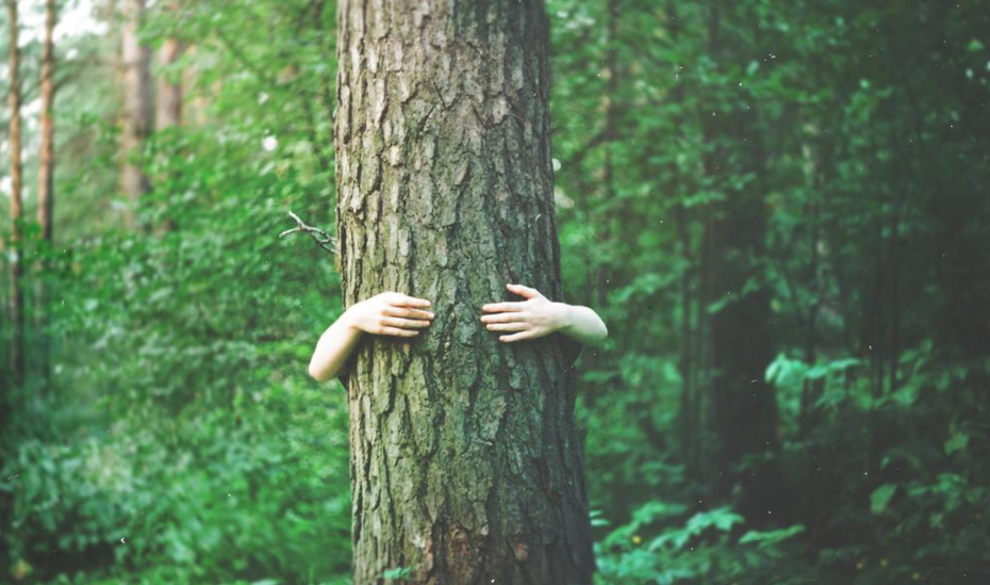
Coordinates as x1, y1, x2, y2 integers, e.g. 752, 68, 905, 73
334, 0, 594, 582
154, 0, 182, 131
120, 0, 151, 219
37, 0, 56, 244
6, 0, 24, 387
702, 1, 780, 517
33, 0, 58, 390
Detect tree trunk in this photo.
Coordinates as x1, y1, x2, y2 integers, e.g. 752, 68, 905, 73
155, 14, 183, 131
120, 0, 151, 218
154, 3, 183, 233
666, 0, 699, 478
38, 0, 56, 243
34, 0, 57, 391
7, 0, 25, 387
334, 1, 595, 583
703, 2, 779, 515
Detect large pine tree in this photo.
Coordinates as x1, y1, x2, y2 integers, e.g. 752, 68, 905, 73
334, 1, 595, 583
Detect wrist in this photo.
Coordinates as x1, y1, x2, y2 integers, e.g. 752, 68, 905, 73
552, 302, 574, 334
339, 305, 363, 334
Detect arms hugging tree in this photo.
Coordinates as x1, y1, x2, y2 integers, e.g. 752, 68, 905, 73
333, 0, 598, 582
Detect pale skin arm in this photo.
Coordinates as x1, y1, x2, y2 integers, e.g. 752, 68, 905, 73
308, 292, 434, 382
480, 283, 608, 346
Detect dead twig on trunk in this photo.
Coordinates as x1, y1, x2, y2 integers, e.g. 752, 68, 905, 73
279, 210, 337, 254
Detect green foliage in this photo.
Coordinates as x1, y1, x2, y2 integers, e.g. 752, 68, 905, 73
1, 0, 989, 583
548, 0, 990, 583
594, 501, 807, 585
1, 0, 349, 582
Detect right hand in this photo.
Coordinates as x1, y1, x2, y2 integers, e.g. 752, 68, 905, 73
345, 292, 434, 337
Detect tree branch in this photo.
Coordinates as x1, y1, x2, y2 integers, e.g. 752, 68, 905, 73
279, 210, 338, 255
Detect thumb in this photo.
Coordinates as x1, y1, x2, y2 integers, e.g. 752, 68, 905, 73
507, 283, 542, 299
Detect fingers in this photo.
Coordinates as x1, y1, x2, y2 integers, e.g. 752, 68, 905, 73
506, 283, 542, 299
486, 322, 528, 332
499, 330, 537, 343
383, 292, 432, 308
481, 302, 524, 313
383, 306, 435, 320
382, 317, 432, 329
480, 312, 526, 324
379, 326, 420, 338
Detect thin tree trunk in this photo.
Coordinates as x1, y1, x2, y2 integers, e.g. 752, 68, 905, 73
697, 3, 720, 497
335, 1, 595, 583
34, 0, 57, 392
798, 133, 823, 439
595, 0, 619, 308
866, 202, 885, 472
120, 0, 152, 222
183, 44, 208, 126
38, 0, 56, 244
7, 0, 25, 387
666, 0, 698, 477
155, 10, 183, 131
154, 3, 183, 233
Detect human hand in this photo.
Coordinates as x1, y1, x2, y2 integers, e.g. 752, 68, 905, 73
345, 292, 434, 338
480, 283, 568, 343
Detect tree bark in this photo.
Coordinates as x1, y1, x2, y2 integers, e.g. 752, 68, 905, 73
7, 0, 25, 387
120, 0, 152, 218
155, 2, 183, 132
38, 0, 56, 243
34, 0, 57, 392
334, 1, 595, 583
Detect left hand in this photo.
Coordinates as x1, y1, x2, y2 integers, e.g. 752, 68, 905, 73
480, 283, 567, 343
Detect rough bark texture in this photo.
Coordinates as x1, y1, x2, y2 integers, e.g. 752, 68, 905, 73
38, 0, 56, 243
120, 0, 151, 211
334, 1, 595, 583
7, 0, 25, 386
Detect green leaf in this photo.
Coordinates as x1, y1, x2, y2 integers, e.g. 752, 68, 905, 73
870, 484, 897, 514
738, 524, 805, 548
945, 432, 969, 456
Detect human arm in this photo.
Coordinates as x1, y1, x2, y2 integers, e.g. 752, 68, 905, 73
480, 283, 608, 346
308, 292, 434, 382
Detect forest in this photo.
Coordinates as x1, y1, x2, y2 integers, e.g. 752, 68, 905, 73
1, 0, 989, 583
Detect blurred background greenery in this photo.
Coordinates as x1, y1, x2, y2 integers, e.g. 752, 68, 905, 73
0, 0, 988, 583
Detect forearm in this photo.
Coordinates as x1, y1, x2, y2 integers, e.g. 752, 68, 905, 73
308, 309, 363, 382
554, 303, 608, 347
